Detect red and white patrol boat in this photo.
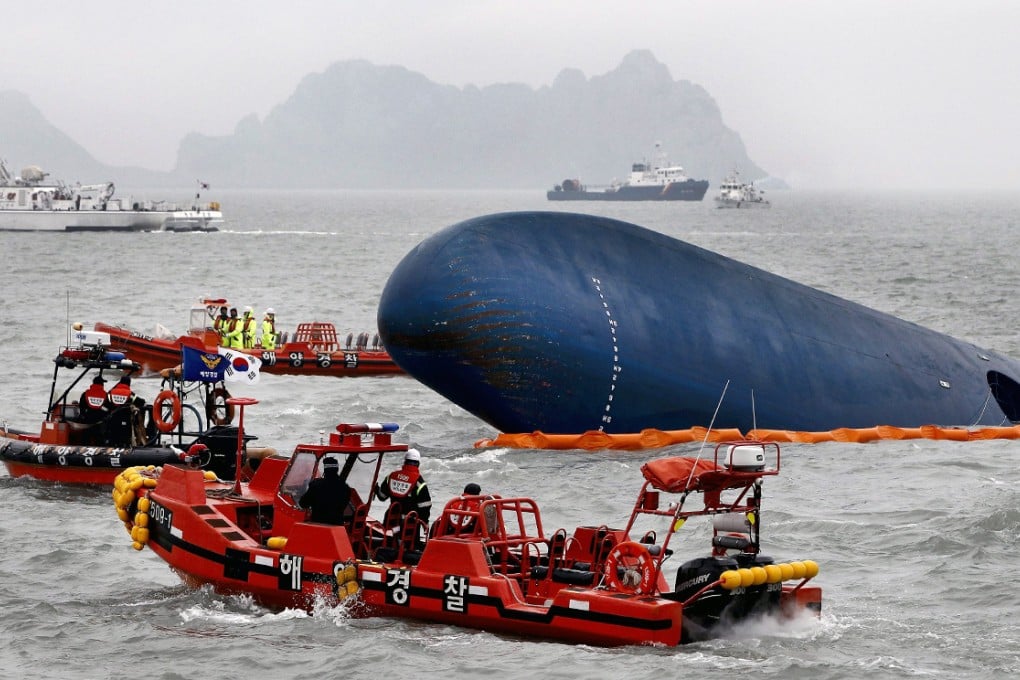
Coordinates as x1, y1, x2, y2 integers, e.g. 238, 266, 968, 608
95, 298, 402, 378
116, 401, 821, 646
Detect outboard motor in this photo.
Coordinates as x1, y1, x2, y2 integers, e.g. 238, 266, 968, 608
103, 406, 135, 448
672, 555, 739, 642
194, 425, 257, 480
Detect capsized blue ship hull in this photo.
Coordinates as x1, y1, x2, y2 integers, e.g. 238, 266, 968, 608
378, 212, 1020, 434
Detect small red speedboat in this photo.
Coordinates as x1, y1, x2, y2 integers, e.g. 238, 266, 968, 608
116, 402, 821, 646
1, 326, 271, 485
95, 298, 402, 378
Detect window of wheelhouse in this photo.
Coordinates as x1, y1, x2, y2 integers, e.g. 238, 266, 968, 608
344, 452, 384, 508
280, 450, 318, 504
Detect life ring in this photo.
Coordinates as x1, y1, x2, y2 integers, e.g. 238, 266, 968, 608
153, 390, 182, 433
206, 386, 235, 426
603, 541, 657, 595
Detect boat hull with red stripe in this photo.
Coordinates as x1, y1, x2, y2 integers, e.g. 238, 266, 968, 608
94, 322, 403, 378
118, 420, 821, 647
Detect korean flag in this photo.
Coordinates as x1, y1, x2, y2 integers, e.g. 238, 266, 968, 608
218, 347, 262, 385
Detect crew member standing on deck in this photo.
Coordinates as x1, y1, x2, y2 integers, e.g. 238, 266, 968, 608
223, 307, 244, 349
260, 308, 277, 350
213, 305, 230, 346
241, 306, 257, 349
376, 449, 432, 524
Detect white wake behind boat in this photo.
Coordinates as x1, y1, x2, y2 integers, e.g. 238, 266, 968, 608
0, 160, 223, 232
714, 172, 770, 209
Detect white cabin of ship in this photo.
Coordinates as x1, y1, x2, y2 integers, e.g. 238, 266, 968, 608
627, 162, 691, 187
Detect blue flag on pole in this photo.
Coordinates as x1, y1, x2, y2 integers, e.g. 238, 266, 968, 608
181, 345, 228, 383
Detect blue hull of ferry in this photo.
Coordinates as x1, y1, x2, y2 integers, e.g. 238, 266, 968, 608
377, 212, 1020, 434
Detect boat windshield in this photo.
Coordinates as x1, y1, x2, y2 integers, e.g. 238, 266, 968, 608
280, 451, 317, 503
278, 449, 383, 508
189, 306, 211, 333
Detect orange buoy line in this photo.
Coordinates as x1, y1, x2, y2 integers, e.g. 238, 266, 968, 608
474, 423, 1020, 451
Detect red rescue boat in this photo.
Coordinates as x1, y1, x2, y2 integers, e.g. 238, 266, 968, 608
94, 298, 403, 378
116, 402, 822, 646
1, 325, 272, 485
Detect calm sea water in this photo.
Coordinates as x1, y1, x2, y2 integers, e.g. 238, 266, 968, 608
2, 189, 1019, 679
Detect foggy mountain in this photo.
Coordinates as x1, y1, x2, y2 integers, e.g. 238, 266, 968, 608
2, 51, 770, 190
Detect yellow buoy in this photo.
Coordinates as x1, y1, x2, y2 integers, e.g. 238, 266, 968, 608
779, 562, 795, 581
343, 564, 358, 583
132, 541, 144, 551
803, 560, 819, 578
138, 497, 150, 513
738, 568, 755, 588
763, 563, 783, 583
344, 581, 360, 597
750, 566, 768, 586
790, 561, 807, 579
719, 570, 742, 590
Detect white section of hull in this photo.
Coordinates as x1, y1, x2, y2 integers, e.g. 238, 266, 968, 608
714, 199, 771, 209
0, 209, 222, 232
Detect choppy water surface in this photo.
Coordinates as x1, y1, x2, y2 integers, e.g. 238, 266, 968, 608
2, 189, 1019, 679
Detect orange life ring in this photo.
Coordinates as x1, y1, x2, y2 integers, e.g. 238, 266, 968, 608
206, 386, 235, 426
153, 390, 182, 433
603, 541, 657, 595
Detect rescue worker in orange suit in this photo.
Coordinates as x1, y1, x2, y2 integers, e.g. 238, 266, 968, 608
376, 449, 432, 524
105, 375, 134, 411
213, 305, 230, 346
241, 306, 257, 349
79, 375, 109, 423
222, 307, 244, 349
77, 375, 109, 445
104, 375, 147, 445
260, 308, 277, 350
299, 457, 351, 525
450, 482, 482, 534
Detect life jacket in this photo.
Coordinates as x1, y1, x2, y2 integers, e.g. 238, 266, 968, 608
107, 382, 132, 408
242, 313, 256, 348
385, 465, 422, 499
83, 383, 107, 410
228, 317, 245, 349
261, 317, 276, 349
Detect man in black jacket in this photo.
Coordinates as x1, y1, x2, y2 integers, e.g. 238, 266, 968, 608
299, 457, 351, 525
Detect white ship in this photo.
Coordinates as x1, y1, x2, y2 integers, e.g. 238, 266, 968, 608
0, 160, 223, 232
714, 171, 771, 209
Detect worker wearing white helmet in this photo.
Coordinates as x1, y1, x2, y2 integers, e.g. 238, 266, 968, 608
260, 308, 277, 350
376, 448, 432, 529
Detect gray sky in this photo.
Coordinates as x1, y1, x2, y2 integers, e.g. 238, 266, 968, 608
6, 0, 1017, 189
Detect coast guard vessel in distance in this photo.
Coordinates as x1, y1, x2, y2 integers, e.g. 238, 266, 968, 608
0, 159, 222, 232
377, 211, 1020, 435
714, 171, 770, 209
547, 144, 709, 201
